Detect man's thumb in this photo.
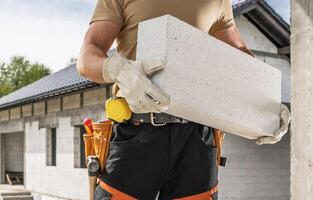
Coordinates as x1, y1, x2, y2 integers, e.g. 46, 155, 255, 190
141, 55, 167, 76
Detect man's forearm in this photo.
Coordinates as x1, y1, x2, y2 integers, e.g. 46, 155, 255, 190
213, 26, 254, 57
77, 21, 120, 83
77, 44, 109, 83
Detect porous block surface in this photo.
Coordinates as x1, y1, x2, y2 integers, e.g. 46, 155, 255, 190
63, 94, 80, 110
0, 110, 9, 121
47, 98, 61, 113
22, 104, 32, 117
136, 15, 281, 139
10, 107, 21, 120
83, 88, 107, 106
33, 102, 45, 116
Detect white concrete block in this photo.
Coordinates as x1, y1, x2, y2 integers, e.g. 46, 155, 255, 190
25, 119, 88, 200
136, 15, 281, 139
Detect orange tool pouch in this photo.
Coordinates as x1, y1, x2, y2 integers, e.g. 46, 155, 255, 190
83, 120, 114, 172
213, 129, 226, 167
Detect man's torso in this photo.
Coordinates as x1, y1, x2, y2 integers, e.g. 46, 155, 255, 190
118, 0, 223, 59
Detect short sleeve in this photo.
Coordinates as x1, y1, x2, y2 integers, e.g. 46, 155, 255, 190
210, 0, 235, 34
90, 0, 124, 26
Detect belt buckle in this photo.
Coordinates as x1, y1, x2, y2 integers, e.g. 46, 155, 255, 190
150, 113, 167, 126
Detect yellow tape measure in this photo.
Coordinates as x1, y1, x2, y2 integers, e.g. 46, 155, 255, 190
105, 97, 132, 123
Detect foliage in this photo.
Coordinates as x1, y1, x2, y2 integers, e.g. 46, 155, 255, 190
0, 56, 51, 98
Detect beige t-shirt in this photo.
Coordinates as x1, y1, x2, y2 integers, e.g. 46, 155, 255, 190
91, 0, 235, 60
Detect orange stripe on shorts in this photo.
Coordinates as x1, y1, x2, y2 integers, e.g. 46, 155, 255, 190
174, 185, 218, 200
99, 180, 137, 200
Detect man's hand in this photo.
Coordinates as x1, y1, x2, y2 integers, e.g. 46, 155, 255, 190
103, 52, 170, 113
256, 104, 291, 145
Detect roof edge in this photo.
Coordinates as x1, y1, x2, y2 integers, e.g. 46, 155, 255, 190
234, 0, 290, 48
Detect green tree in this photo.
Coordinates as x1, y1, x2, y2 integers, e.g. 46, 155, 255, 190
0, 56, 51, 98
0, 62, 12, 97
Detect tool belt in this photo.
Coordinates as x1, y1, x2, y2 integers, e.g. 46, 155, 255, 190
130, 112, 188, 126
83, 116, 226, 200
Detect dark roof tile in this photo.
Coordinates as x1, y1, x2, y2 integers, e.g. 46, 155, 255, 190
0, 64, 97, 109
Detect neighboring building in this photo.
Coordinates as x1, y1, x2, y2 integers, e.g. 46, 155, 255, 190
0, 0, 290, 199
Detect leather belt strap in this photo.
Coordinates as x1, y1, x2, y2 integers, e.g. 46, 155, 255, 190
130, 112, 188, 126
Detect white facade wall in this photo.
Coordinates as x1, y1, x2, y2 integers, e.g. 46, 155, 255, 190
25, 118, 88, 200
219, 133, 290, 200
260, 57, 291, 103
235, 16, 278, 54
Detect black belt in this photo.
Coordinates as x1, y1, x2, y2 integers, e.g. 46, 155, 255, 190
129, 113, 188, 126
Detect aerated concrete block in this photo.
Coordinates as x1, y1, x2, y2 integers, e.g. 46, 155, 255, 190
33, 102, 45, 116
47, 98, 61, 113
83, 88, 107, 106
63, 94, 80, 110
10, 107, 21, 120
22, 104, 32, 117
136, 15, 281, 139
0, 110, 9, 121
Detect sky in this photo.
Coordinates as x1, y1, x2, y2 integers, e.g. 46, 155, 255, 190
0, 0, 290, 72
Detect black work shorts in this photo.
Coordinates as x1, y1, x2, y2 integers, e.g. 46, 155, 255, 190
95, 122, 218, 200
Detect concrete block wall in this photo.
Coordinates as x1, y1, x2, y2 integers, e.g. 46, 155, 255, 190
47, 98, 61, 113
219, 133, 290, 200
260, 57, 291, 103
25, 118, 88, 200
83, 88, 107, 107
235, 16, 278, 54
0, 110, 9, 121
73, 127, 83, 168
22, 104, 32, 117
10, 107, 21, 120
33, 102, 45, 116
0, 119, 24, 134
63, 94, 81, 110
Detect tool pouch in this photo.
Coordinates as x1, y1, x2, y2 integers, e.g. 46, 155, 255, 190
83, 134, 95, 161
92, 121, 114, 172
